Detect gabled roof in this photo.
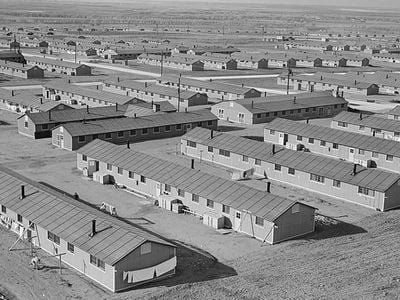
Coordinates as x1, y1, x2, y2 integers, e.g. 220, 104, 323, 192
104, 79, 205, 100
333, 111, 400, 133
77, 139, 307, 222
26, 56, 90, 70
387, 105, 400, 116
158, 74, 261, 95
60, 109, 217, 136
265, 118, 400, 157
0, 166, 174, 266
182, 127, 400, 192
139, 54, 202, 65
225, 92, 347, 114
0, 60, 37, 71
43, 81, 136, 105
36, 101, 74, 112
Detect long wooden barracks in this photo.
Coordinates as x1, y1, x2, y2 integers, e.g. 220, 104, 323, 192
181, 127, 400, 211
76, 139, 316, 244
0, 166, 176, 292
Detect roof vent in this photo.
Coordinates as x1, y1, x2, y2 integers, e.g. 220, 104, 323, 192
20, 185, 25, 199
89, 219, 96, 237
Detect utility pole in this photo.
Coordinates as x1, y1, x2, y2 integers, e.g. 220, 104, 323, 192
286, 68, 292, 95
74, 43, 77, 63
177, 74, 181, 112
160, 51, 164, 75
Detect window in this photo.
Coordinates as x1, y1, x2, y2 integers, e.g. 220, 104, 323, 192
106, 163, 112, 171
274, 164, 281, 171
242, 155, 248, 162
274, 112, 278, 116
255, 159, 261, 166
320, 140, 326, 146
310, 173, 325, 183
358, 186, 375, 197
359, 125, 365, 131
176, 124, 182, 130
142, 128, 148, 135
140, 243, 152, 255
206, 199, 214, 208
187, 140, 196, 148
67, 242, 74, 253
236, 212, 241, 219
288, 168, 295, 175
256, 113, 261, 119
333, 143, 338, 149
291, 204, 300, 213
129, 171, 134, 179
192, 194, 199, 203
297, 109, 301, 113
165, 125, 171, 132
255, 216, 264, 227
24, 121, 28, 128
222, 205, 230, 214
282, 111, 286, 115
308, 138, 314, 144
93, 134, 98, 139
78, 135, 86, 142
372, 152, 379, 158
332, 180, 341, 188
1, 205, 5, 213
270, 129, 275, 135
359, 149, 365, 155
207, 120, 213, 126
140, 175, 146, 183
395, 132, 400, 137
297, 135, 302, 141
117, 131, 124, 137
178, 189, 185, 197
42, 124, 48, 130
17, 214, 22, 223
305, 108, 310, 112
117, 167, 123, 175
208, 146, 213, 152
219, 149, 230, 157
386, 155, 394, 161
105, 132, 111, 139
47, 231, 60, 245
130, 129, 136, 136
374, 129, 381, 134
338, 121, 348, 127
82, 154, 87, 161
153, 127, 160, 133
90, 255, 105, 271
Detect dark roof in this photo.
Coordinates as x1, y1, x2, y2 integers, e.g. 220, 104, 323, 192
0, 166, 173, 266
182, 127, 400, 192
333, 111, 400, 133
43, 81, 135, 105
77, 139, 307, 222
158, 74, 261, 95
0, 50, 25, 59
265, 118, 400, 157
21, 105, 130, 125
227, 92, 347, 114
60, 109, 217, 136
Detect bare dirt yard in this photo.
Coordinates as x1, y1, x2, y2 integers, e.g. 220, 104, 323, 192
1, 109, 400, 299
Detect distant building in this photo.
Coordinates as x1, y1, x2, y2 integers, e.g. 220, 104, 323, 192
25, 57, 92, 76
0, 50, 26, 64
137, 54, 204, 71
210, 92, 347, 124
51, 109, 218, 151
0, 60, 44, 79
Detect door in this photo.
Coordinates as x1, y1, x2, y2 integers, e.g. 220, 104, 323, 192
318, 107, 324, 115
234, 211, 241, 231
349, 148, 355, 162
278, 133, 284, 145
298, 83, 302, 90
310, 85, 314, 92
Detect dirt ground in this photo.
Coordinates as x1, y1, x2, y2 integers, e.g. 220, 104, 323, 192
2, 108, 400, 299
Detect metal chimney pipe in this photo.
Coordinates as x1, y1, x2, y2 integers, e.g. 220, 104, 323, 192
211, 129, 214, 139
20, 185, 25, 199
86, 105, 89, 114
127, 141, 130, 149
191, 159, 194, 169
91, 220, 96, 236
353, 164, 357, 175
272, 144, 275, 155
266, 182, 271, 193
